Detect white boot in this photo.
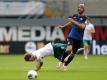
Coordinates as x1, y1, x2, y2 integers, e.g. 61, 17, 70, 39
56, 62, 63, 69
63, 64, 67, 71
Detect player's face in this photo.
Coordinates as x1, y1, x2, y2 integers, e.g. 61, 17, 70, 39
77, 5, 85, 15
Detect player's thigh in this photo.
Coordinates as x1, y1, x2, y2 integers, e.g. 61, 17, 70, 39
66, 37, 73, 52
72, 40, 82, 54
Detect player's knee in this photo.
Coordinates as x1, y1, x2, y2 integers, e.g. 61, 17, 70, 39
66, 48, 72, 54
66, 45, 72, 52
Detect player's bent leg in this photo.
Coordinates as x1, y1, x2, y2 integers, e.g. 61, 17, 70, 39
84, 48, 90, 60
64, 54, 75, 66
63, 44, 79, 71
84, 44, 90, 60
61, 45, 72, 62
56, 51, 69, 69
56, 51, 71, 69
83, 40, 91, 60
62, 54, 75, 71
61, 51, 69, 62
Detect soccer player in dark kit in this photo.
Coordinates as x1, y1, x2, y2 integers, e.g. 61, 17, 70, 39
57, 3, 89, 71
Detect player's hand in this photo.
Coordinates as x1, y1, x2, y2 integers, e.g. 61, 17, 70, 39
68, 18, 74, 23
34, 69, 38, 71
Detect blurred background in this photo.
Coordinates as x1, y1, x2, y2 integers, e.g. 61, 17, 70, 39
0, 0, 106, 55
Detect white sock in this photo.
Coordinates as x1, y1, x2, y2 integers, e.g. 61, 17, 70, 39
84, 48, 90, 59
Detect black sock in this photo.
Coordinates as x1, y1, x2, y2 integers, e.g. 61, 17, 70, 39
61, 51, 69, 62
64, 54, 75, 66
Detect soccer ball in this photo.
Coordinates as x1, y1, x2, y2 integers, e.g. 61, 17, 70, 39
27, 70, 38, 80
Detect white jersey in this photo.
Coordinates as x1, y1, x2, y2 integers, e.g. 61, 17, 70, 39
32, 43, 54, 60
83, 23, 94, 40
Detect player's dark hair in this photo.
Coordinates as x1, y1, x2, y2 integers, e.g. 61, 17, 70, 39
24, 53, 31, 61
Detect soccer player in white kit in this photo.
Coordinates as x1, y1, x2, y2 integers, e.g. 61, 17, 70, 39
24, 43, 68, 71
83, 19, 95, 59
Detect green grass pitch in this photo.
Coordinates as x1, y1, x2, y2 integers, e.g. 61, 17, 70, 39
0, 54, 107, 80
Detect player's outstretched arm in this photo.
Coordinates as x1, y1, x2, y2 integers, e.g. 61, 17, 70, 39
58, 20, 72, 29
35, 59, 43, 71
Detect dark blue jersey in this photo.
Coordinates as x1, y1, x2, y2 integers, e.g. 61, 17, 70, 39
68, 14, 88, 40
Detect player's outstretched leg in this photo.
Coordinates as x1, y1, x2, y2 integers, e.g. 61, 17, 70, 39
61, 51, 69, 62
56, 51, 69, 69
64, 54, 75, 66
63, 54, 75, 71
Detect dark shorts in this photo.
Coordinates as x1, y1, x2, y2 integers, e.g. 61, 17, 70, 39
67, 37, 82, 54
83, 40, 92, 46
